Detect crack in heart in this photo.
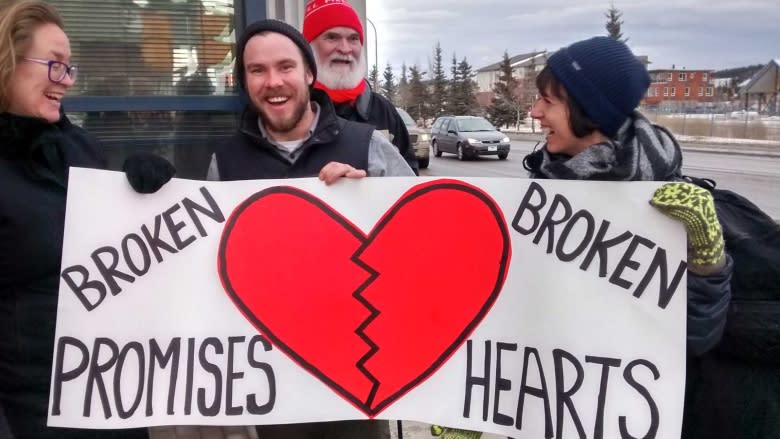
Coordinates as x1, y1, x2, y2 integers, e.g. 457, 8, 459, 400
218, 179, 511, 416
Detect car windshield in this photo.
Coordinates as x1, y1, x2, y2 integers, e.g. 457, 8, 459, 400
395, 108, 417, 127
457, 118, 495, 132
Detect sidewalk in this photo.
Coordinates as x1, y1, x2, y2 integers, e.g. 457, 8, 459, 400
506, 131, 780, 158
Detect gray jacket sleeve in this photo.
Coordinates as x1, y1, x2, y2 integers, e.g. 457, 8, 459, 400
367, 130, 416, 177
0, 401, 13, 439
206, 153, 220, 181
687, 254, 733, 356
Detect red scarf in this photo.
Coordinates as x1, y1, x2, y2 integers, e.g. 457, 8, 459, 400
314, 80, 366, 104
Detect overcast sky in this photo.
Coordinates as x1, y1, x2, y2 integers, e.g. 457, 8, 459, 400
365, 0, 779, 75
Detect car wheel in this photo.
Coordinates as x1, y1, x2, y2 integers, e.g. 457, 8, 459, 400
418, 157, 429, 169
457, 143, 465, 161
432, 140, 442, 157
498, 152, 508, 160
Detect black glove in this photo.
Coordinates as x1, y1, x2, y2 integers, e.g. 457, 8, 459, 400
122, 153, 176, 194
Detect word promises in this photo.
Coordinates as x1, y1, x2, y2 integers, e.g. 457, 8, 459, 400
50, 335, 276, 419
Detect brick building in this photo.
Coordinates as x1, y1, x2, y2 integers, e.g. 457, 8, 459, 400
645, 69, 715, 106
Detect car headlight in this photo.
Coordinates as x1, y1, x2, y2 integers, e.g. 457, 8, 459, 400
420, 133, 430, 141
467, 138, 481, 144
502, 136, 510, 143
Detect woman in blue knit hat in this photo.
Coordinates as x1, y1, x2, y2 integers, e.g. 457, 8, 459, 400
523, 36, 735, 439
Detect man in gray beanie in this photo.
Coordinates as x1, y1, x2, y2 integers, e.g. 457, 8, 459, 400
206, 19, 412, 184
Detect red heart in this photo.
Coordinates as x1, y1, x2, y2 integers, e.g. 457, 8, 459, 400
218, 179, 511, 416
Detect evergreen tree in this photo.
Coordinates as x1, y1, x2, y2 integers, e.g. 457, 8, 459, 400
452, 57, 477, 115
368, 64, 379, 91
605, 3, 627, 42
486, 51, 518, 128
430, 42, 448, 118
398, 62, 410, 108
381, 63, 397, 104
407, 65, 431, 126
446, 53, 460, 114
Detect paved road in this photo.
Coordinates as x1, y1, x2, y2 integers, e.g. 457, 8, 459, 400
421, 140, 780, 219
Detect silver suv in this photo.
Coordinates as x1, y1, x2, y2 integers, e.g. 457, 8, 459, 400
430, 116, 510, 161
396, 107, 430, 169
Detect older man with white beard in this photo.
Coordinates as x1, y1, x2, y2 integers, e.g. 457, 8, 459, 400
303, 0, 419, 174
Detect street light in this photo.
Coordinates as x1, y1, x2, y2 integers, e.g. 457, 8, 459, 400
366, 17, 378, 90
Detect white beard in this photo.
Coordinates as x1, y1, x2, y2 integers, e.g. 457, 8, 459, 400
315, 50, 367, 90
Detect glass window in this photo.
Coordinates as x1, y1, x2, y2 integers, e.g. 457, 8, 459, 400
52, 0, 239, 179
55, 0, 237, 97
456, 117, 495, 132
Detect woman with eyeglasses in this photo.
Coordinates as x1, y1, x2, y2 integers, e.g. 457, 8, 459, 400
0, 1, 170, 437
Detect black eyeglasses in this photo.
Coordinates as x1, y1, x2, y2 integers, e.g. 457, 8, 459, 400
23, 57, 78, 83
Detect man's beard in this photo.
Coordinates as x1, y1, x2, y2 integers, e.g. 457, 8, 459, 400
254, 86, 310, 135
315, 50, 367, 90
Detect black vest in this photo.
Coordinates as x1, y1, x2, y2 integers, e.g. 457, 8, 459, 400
216, 92, 373, 180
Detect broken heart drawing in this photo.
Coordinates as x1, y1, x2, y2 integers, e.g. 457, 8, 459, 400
218, 179, 511, 416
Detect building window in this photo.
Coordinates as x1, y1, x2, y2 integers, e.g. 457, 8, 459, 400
706, 87, 714, 97
54, 0, 240, 179
670, 87, 676, 97
667, 72, 673, 81
698, 87, 704, 97
679, 72, 686, 82
684, 87, 690, 97
664, 87, 669, 97
703, 73, 708, 81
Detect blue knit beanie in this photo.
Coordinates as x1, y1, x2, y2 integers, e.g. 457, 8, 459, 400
546, 36, 650, 138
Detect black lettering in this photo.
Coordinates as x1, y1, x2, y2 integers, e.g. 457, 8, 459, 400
121, 234, 151, 277
247, 335, 275, 415
516, 347, 553, 438
610, 235, 656, 290
492, 342, 516, 426
114, 342, 145, 419
553, 349, 585, 439
464, 340, 491, 421
580, 220, 633, 277
585, 356, 622, 439
184, 337, 195, 415
556, 210, 596, 262
183, 187, 226, 238
91, 246, 134, 296
534, 194, 573, 254
620, 360, 660, 439
512, 181, 547, 235
197, 337, 223, 416
146, 338, 181, 416
163, 204, 196, 251
226, 336, 245, 416
633, 248, 687, 309
51, 337, 89, 416
141, 215, 178, 263
84, 338, 119, 418
61, 265, 107, 311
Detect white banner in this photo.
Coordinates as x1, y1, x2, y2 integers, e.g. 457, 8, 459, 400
50, 168, 687, 439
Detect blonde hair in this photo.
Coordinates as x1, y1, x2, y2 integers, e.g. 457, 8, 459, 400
0, 0, 64, 112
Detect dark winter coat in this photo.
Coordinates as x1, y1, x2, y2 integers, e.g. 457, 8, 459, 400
524, 112, 737, 439
215, 89, 372, 180
0, 112, 147, 439
333, 82, 419, 174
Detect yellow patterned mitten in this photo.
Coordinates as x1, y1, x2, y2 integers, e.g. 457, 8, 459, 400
649, 182, 725, 273
430, 425, 483, 439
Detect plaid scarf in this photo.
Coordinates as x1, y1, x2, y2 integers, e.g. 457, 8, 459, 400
524, 111, 682, 181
